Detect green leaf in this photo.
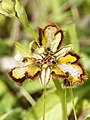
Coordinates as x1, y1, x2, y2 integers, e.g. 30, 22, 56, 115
0, 108, 25, 120
51, 11, 70, 23
23, 80, 54, 94
0, 92, 16, 116
15, 42, 31, 57
23, 80, 90, 120
67, 24, 80, 53
23, 91, 62, 120
53, 79, 67, 120
84, 117, 90, 120
0, 79, 8, 96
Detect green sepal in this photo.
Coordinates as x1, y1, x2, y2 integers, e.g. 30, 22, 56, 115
15, 42, 31, 57
15, 0, 28, 27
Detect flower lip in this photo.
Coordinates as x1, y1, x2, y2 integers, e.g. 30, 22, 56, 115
35, 53, 56, 67
22, 57, 29, 63
45, 55, 56, 65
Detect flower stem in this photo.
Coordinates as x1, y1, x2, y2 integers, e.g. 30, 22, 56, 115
26, 24, 38, 41
53, 79, 68, 120
69, 88, 78, 120
15, 0, 38, 41
65, 88, 68, 120
43, 85, 46, 120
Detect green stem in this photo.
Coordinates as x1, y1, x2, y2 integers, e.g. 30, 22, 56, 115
43, 85, 46, 120
53, 79, 68, 120
69, 88, 78, 120
65, 88, 68, 120
24, 24, 38, 41
15, 0, 38, 41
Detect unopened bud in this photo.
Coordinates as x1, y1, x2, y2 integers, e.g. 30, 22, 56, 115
0, 0, 16, 17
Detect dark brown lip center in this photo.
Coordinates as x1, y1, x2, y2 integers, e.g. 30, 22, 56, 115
36, 53, 56, 67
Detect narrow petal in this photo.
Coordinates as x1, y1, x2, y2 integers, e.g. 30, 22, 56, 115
33, 53, 43, 60
54, 44, 73, 60
38, 23, 64, 53
40, 64, 51, 85
8, 66, 28, 86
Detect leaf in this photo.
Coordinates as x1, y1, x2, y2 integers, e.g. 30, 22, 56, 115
51, 11, 70, 23
15, 42, 31, 57
53, 79, 67, 120
0, 92, 16, 116
23, 80, 54, 94
23, 91, 62, 120
67, 24, 80, 53
23, 80, 90, 120
84, 117, 90, 120
0, 108, 25, 120
0, 79, 8, 96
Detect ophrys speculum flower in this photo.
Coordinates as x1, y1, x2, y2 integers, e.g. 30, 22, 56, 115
8, 23, 88, 87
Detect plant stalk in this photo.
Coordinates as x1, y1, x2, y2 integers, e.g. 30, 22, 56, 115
53, 79, 68, 120
43, 85, 46, 120
69, 88, 78, 120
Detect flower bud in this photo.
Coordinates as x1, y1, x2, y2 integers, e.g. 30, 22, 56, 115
0, 0, 16, 17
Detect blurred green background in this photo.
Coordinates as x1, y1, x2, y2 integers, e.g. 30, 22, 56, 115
0, 0, 90, 120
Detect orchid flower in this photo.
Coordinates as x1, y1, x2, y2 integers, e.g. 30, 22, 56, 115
8, 23, 88, 87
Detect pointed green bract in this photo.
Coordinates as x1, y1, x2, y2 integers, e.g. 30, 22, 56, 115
15, 42, 31, 57
15, 0, 29, 27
